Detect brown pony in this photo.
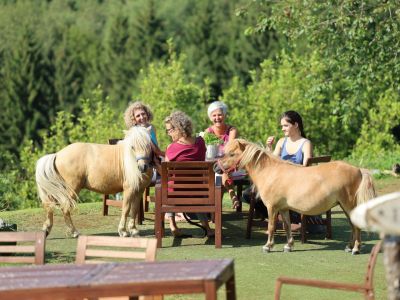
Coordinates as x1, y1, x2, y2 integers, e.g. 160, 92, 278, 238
216, 139, 376, 254
35, 126, 153, 238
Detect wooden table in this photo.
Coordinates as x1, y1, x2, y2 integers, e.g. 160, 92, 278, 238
0, 259, 236, 300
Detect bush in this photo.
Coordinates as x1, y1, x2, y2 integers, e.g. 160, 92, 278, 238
138, 45, 208, 149
350, 89, 400, 170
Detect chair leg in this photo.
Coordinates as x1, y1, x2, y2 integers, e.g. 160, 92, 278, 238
155, 191, 162, 248
300, 214, 307, 243
144, 187, 150, 212
326, 209, 332, 239
103, 195, 109, 216
246, 192, 256, 239
215, 188, 222, 248
236, 183, 243, 212
138, 199, 143, 226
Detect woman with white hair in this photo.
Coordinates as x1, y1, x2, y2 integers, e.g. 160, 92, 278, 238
204, 101, 240, 208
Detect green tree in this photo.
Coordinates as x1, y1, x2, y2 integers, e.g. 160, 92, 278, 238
1, 26, 56, 156
138, 46, 207, 149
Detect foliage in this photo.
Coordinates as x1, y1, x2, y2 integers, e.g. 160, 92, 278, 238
199, 132, 223, 146
222, 52, 347, 156
236, 0, 400, 160
0, 0, 279, 162
137, 44, 208, 150
350, 88, 400, 169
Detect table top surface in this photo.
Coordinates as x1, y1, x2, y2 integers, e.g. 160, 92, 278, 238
0, 259, 234, 293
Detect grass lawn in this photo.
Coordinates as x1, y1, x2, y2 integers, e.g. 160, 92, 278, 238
1, 176, 398, 300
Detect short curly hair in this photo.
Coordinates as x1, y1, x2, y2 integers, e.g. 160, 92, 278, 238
164, 111, 193, 138
123, 101, 154, 129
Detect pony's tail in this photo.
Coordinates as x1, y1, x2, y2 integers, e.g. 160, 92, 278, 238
355, 168, 376, 206
35, 154, 78, 212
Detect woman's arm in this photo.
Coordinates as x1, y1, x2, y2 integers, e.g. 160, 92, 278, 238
150, 126, 165, 157
302, 140, 313, 166
273, 138, 284, 157
228, 126, 238, 141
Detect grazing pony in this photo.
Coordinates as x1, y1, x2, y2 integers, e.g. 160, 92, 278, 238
35, 126, 153, 238
216, 139, 376, 254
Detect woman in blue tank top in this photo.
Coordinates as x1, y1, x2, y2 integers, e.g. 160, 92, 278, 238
266, 110, 312, 166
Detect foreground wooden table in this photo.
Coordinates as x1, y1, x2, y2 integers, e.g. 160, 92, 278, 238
0, 259, 236, 300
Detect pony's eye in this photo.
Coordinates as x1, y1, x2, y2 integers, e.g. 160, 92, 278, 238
229, 152, 235, 157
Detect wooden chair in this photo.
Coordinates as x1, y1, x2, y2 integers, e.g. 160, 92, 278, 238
75, 235, 157, 264
274, 241, 382, 300
102, 138, 154, 225
0, 231, 46, 265
246, 155, 332, 242
300, 155, 332, 243
154, 161, 222, 248
76, 235, 160, 300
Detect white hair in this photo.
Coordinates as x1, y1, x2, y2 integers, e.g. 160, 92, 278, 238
207, 101, 228, 119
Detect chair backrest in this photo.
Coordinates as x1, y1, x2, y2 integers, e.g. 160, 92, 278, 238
108, 138, 122, 145
160, 161, 216, 206
75, 235, 157, 264
364, 241, 382, 290
0, 231, 46, 265
305, 155, 332, 167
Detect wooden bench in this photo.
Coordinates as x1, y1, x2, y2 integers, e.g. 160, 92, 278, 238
154, 161, 222, 248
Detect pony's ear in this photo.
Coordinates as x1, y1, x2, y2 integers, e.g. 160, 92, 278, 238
235, 138, 248, 151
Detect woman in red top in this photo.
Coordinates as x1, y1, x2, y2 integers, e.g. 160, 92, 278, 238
165, 111, 214, 238
205, 101, 240, 209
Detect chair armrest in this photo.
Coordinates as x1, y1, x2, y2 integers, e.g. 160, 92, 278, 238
274, 276, 367, 300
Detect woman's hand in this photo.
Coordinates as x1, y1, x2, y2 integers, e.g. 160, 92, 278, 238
266, 136, 275, 151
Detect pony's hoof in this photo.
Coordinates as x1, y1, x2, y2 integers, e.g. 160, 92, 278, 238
283, 245, 292, 252
42, 229, 50, 238
352, 249, 360, 255
71, 231, 80, 238
262, 245, 271, 253
119, 231, 129, 237
130, 229, 140, 237
344, 246, 352, 253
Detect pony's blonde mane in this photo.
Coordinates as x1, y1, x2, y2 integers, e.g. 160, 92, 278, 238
121, 126, 151, 190
236, 139, 297, 171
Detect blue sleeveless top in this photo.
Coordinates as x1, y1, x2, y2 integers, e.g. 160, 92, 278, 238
149, 125, 158, 146
281, 138, 307, 165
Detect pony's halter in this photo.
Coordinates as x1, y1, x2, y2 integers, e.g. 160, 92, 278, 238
217, 155, 242, 175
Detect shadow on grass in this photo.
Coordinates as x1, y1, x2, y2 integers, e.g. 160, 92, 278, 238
217, 211, 381, 253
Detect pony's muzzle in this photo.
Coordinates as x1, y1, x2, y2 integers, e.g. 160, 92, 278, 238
138, 163, 149, 173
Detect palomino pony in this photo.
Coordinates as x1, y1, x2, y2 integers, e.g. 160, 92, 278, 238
35, 126, 153, 238
216, 139, 376, 254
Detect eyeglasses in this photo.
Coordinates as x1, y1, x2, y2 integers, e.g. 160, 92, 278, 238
165, 127, 174, 134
